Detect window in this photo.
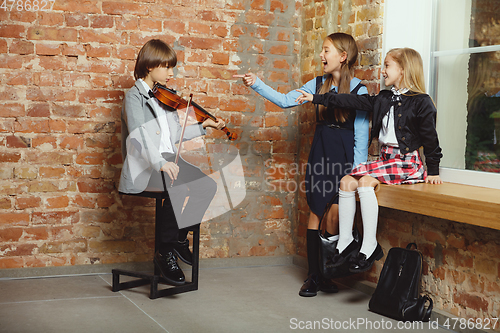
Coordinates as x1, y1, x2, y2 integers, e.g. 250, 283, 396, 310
383, 0, 500, 189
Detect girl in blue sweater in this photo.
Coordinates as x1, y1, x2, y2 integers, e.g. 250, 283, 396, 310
234, 33, 369, 296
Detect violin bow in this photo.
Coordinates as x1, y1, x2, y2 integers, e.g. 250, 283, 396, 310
171, 93, 193, 187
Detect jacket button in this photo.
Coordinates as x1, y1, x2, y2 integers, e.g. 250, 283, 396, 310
406, 147, 409, 151
398, 126, 402, 129
156, 131, 160, 135
402, 137, 405, 141
398, 114, 402, 117
398, 102, 402, 106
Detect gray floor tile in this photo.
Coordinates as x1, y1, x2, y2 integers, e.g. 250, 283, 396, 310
0, 265, 453, 333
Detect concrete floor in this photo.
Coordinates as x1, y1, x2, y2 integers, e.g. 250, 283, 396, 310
0, 264, 455, 333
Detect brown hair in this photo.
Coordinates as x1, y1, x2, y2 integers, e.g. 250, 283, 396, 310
318, 32, 358, 123
385, 48, 426, 94
134, 39, 177, 80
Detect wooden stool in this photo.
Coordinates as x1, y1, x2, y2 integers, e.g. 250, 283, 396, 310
112, 189, 200, 299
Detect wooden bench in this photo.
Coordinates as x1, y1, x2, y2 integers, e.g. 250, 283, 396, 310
375, 182, 500, 230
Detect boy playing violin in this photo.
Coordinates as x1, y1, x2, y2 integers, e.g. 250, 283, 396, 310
119, 39, 225, 285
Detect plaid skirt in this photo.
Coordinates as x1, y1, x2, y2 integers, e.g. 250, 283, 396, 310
350, 145, 427, 185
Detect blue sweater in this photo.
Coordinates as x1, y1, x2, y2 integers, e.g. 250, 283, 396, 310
251, 76, 369, 167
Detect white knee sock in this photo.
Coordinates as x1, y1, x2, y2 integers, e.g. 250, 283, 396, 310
337, 189, 356, 253
357, 186, 379, 257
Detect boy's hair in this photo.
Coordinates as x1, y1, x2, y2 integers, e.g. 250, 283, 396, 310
319, 32, 359, 123
386, 48, 426, 94
134, 39, 177, 80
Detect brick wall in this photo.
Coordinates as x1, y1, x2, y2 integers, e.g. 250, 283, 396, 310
0, 0, 300, 268
359, 209, 500, 330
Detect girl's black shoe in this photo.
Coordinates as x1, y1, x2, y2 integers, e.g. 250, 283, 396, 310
299, 274, 319, 297
349, 243, 383, 273
329, 238, 360, 268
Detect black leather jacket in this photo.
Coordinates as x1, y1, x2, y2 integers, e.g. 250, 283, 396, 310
312, 90, 443, 175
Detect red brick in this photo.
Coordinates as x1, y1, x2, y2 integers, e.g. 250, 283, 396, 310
39, 12, 65, 26
6, 135, 30, 148
76, 152, 106, 165
23, 227, 50, 240
10, 40, 35, 55
0, 228, 23, 242
77, 58, 126, 74
16, 196, 41, 210
14, 119, 50, 133
86, 45, 112, 58
0, 103, 25, 117
116, 17, 139, 30
46, 196, 70, 209
78, 90, 124, 104
211, 52, 230, 65
116, 46, 136, 60
0, 213, 30, 226
0, 25, 25, 38
65, 14, 90, 27
271, 0, 288, 12
32, 211, 79, 225
219, 98, 255, 112
33, 72, 61, 87
250, 128, 288, 141
102, 1, 148, 15
77, 180, 115, 193
54, 0, 100, 13
59, 137, 84, 150
0, 152, 22, 163
91, 15, 114, 29
0, 257, 24, 269
27, 27, 77, 42
452, 293, 488, 312
32, 136, 57, 149
38, 167, 65, 179
265, 113, 289, 128
61, 43, 86, 56
26, 151, 73, 165
179, 37, 222, 50
163, 20, 186, 34
212, 24, 228, 38
79, 30, 127, 44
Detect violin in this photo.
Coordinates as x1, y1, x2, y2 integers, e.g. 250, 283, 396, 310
152, 83, 237, 141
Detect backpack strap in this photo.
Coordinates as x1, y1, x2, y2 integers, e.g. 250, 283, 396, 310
315, 76, 323, 122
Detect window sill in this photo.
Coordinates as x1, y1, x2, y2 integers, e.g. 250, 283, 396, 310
376, 182, 500, 230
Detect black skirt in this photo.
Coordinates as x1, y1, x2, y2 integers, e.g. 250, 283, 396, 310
305, 123, 355, 216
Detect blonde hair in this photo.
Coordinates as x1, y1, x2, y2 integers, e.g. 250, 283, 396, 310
318, 33, 358, 123
134, 39, 177, 80
386, 48, 426, 94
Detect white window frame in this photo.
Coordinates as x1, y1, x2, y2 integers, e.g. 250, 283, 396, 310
382, 0, 500, 189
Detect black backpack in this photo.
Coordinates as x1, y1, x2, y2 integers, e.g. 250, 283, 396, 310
369, 243, 433, 322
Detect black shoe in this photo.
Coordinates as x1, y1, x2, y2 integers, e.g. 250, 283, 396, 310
299, 274, 319, 297
154, 251, 185, 286
318, 278, 339, 293
330, 238, 360, 268
349, 243, 384, 273
173, 239, 193, 265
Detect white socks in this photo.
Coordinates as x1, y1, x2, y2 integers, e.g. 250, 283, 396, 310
357, 187, 378, 257
337, 189, 356, 252
337, 187, 379, 257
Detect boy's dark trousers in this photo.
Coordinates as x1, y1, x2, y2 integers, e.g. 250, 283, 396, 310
147, 153, 217, 245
